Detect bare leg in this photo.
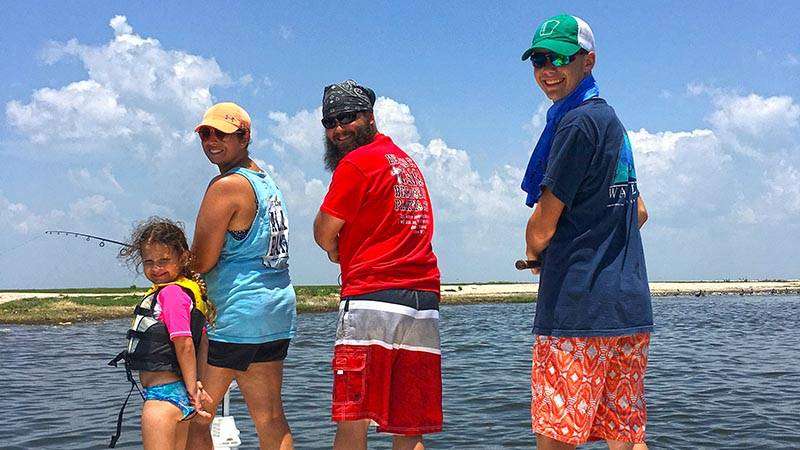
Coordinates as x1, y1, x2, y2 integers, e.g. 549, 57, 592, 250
174, 421, 189, 450
631, 443, 648, 450
607, 440, 635, 450
185, 363, 236, 450
536, 434, 576, 450
334, 419, 370, 450
236, 361, 293, 450
393, 434, 424, 450
141, 400, 182, 450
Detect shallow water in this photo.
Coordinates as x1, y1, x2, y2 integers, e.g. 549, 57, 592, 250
1, 295, 799, 449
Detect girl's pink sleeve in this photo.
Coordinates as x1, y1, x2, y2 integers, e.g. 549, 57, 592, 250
156, 285, 193, 340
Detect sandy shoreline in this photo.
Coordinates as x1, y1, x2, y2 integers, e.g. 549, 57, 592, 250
2, 280, 799, 305
0, 292, 132, 304
442, 280, 800, 299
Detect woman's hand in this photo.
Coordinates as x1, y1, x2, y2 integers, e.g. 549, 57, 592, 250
191, 381, 213, 419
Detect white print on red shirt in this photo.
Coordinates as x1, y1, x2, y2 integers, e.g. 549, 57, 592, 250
385, 154, 430, 234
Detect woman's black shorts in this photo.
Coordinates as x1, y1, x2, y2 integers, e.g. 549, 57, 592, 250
207, 339, 290, 371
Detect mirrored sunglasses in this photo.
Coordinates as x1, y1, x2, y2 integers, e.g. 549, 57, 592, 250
531, 51, 579, 69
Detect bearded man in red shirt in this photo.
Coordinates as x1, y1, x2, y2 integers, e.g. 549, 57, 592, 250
314, 79, 442, 450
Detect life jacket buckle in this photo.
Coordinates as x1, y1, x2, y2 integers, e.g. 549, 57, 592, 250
107, 351, 126, 368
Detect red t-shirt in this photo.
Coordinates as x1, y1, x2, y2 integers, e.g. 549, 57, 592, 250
320, 133, 440, 297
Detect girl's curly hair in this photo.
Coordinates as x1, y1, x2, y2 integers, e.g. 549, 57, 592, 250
119, 216, 216, 324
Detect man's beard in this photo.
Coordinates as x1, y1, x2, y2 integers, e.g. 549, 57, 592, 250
324, 123, 377, 172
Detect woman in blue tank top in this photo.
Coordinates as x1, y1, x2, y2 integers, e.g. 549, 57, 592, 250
186, 102, 297, 450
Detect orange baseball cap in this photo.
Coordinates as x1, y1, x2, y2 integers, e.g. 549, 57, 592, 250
195, 102, 251, 133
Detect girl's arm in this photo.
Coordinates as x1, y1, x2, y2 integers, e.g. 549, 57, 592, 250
173, 337, 211, 418
172, 337, 200, 403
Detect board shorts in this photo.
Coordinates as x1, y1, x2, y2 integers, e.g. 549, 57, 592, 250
531, 332, 650, 445
332, 289, 443, 435
208, 338, 290, 371
142, 380, 196, 421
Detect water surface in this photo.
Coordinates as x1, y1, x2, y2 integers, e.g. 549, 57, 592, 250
1, 295, 798, 449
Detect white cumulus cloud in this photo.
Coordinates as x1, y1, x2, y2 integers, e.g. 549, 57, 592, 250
68, 165, 124, 194
632, 90, 800, 231
69, 194, 116, 219
7, 15, 229, 157
267, 108, 324, 159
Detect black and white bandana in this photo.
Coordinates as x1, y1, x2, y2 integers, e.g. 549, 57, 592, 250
322, 79, 376, 119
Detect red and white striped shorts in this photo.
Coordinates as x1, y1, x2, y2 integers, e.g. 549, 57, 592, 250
331, 290, 442, 435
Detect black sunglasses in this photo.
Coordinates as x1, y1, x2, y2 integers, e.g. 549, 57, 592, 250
197, 127, 244, 141
321, 112, 359, 130
530, 51, 579, 69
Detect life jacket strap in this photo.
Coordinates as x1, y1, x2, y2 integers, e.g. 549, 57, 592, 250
133, 305, 154, 316
126, 329, 144, 339
126, 329, 167, 340
108, 357, 143, 447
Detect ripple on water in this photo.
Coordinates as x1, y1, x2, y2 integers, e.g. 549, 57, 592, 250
0, 295, 799, 448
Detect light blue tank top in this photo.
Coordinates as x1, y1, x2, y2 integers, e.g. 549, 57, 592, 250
205, 167, 297, 344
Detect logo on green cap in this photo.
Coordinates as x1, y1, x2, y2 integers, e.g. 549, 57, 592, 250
539, 19, 561, 36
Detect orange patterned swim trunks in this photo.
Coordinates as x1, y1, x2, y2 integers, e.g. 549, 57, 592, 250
531, 333, 650, 445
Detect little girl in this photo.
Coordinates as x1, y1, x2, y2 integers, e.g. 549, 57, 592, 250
109, 217, 213, 449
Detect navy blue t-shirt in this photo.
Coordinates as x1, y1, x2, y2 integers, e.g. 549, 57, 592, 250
534, 97, 653, 337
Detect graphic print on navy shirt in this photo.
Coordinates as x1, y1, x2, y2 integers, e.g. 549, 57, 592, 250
608, 132, 640, 209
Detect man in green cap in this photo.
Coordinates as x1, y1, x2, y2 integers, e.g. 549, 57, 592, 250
520, 14, 653, 450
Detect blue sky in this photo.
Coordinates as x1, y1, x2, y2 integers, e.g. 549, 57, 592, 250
1, 1, 799, 288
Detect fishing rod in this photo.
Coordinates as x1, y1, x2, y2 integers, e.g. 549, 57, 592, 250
0, 235, 44, 258
44, 230, 131, 248
515, 259, 542, 270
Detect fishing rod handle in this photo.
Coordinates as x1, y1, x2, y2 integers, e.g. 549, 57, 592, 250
515, 259, 542, 270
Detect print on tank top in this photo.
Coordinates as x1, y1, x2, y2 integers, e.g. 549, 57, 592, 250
263, 194, 289, 269
385, 154, 430, 234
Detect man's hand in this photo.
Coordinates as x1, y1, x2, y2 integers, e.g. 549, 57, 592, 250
526, 250, 541, 275
327, 248, 340, 263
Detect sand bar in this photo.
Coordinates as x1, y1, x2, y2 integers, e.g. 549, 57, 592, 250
0, 292, 133, 305
441, 280, 800, 299
2, 280, 799, 305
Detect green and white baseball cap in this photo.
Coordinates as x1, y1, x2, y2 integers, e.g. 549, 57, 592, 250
521, 14, 595, 60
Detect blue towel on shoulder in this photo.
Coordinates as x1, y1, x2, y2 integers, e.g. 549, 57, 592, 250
521, 75, 599, 206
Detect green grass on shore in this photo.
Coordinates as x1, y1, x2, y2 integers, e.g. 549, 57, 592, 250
0, 286, 533, 325
0, 295, 139, 324
0, 285, 342, 295
0, 287, 141, 294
